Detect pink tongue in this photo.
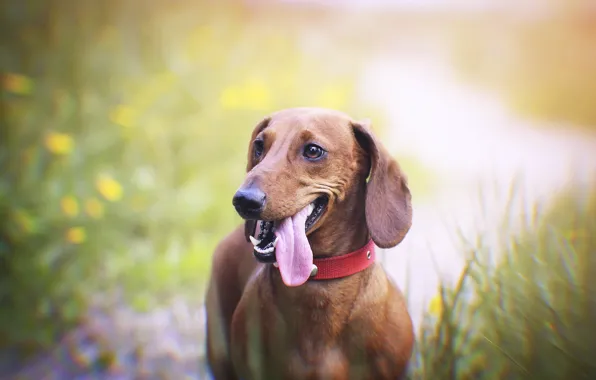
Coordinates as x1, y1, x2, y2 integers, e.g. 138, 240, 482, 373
274, 206, 313, 287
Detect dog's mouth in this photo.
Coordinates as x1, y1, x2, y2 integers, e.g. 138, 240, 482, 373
251, 195, 328, 263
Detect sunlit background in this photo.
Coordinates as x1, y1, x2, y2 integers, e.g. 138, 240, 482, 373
1, 0, 596, 378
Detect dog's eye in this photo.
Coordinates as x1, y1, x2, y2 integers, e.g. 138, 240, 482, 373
303, 144, 325, 161
253, 140, 264, 159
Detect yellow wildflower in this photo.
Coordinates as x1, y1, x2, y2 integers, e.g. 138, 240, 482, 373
45, 131, 74, 155
2, 73, 33, 95
244, 80, 271, 110
60, 195, 79, 217
428, 294, 443, 317
66, 227, 86, 244
110, 105, 138, 128
84, 197, 104, 219
96, 175, 123, 202
220, 79, 272, 111
220, 86, 242, 109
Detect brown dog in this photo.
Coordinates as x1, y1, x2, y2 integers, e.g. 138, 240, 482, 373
205, 107, 414, 380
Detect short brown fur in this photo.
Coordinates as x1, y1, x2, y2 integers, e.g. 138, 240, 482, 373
205, 107, 414, 380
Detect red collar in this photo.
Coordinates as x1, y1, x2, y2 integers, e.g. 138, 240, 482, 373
309, 239, 376, 281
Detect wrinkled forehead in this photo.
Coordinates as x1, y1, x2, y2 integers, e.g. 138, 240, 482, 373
263, 109, 354, 143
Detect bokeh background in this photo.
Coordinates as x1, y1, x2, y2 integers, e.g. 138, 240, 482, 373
1, 0, 595, 378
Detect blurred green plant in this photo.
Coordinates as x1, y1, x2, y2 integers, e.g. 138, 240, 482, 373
410, 184, 596, 379
0, 0, 381, 352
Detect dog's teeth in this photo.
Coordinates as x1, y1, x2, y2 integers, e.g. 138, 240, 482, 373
273, 262, 279, 268
307, 203, 315, 216
272, 236, 279, 247
254, 245, 275, 254
249, 236, 261, 247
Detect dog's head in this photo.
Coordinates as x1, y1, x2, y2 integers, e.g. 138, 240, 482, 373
232, 107, 412, 285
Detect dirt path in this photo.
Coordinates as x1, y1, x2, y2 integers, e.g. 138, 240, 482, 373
358, 51, 596, 329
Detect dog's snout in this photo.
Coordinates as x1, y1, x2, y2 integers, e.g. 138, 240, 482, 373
232, 187, 266, 219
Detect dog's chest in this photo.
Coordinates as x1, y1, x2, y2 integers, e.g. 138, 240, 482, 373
285, 345, 350, 379
235, 337, 351, 380
230, 282, 358, 379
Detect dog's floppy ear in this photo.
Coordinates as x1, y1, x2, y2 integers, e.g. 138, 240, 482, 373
243, 116, 270, 242
352, 120, 412, 248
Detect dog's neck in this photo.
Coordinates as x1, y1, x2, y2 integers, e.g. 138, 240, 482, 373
266, 178, 375, 328
265, 177, 374, 325
307, 179, 369, 258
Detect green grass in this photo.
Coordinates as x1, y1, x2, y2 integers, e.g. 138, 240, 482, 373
409, 183, 596, 379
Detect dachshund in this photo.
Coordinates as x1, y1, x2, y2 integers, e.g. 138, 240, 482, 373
205, 107, 414, 379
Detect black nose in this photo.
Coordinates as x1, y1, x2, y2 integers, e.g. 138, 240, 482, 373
232, 187, 266, 219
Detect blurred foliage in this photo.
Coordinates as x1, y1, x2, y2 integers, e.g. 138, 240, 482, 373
410, 185, 596, 379
0, 0, 380, 351
450, 10, 596, 128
